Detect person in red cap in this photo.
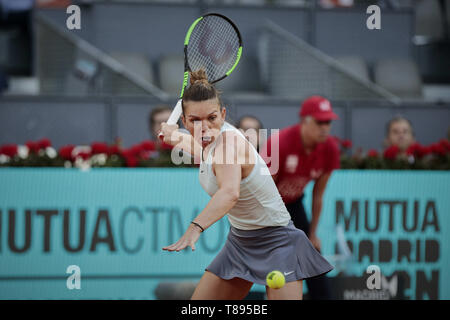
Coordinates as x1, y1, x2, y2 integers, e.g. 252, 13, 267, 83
260, 95, 340, 300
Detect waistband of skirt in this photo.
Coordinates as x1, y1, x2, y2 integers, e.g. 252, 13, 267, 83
229, 220, 293, 238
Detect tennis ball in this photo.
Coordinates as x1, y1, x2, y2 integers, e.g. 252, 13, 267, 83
266, 270, 285, 289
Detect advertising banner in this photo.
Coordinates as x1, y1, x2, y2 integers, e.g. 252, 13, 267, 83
0, 169, 448, 299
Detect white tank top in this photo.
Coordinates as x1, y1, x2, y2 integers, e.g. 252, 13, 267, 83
198, 121, 291, 230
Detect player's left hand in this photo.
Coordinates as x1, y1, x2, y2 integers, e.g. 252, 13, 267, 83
162, 224, 201, 252
309, 233, 322, 252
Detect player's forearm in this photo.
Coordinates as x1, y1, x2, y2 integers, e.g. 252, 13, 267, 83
171, 131, 202, 160
193, 188, 239, 231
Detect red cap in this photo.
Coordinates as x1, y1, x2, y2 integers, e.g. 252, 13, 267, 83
299, 96, 339, 121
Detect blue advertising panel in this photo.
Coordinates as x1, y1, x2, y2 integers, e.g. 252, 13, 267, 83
0, 169, 448, 299
304, 170, 450, 300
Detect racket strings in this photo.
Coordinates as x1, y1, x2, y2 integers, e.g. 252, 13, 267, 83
187, 16, 240, 83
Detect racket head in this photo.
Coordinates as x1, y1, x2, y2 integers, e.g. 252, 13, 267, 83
181, 13, 242, 97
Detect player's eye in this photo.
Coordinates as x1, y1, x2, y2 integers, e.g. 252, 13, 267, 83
209, 116, 217, 121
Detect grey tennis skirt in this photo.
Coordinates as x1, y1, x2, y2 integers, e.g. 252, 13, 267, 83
206, 220, 334, 285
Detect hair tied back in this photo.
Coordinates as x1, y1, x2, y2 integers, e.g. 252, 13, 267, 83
189, 69, 209, 86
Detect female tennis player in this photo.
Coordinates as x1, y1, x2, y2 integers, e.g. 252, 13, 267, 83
160, 70, 333, 300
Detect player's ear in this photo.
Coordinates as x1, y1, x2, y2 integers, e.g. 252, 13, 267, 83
220, 106, 226, 121
181, 114, 187, 128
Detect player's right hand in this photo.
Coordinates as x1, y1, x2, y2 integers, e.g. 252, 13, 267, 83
159, 122, 179, 146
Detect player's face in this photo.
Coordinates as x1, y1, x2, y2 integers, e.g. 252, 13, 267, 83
387, 120, 414, 151
305, 118, 332, 143
182, 98, 226, 148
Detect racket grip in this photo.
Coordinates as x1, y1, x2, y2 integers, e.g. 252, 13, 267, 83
159, 99, 182, 138
167, 99, 183, 125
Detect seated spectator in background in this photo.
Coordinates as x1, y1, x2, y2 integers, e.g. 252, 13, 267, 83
148, 105, 173, 155
236, 115, 264, 152
384, 116, 416, 156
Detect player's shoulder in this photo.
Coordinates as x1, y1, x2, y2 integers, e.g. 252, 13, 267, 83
220, 128, 244, 142
216, 129, 248, 151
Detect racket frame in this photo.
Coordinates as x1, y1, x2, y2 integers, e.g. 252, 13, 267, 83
162, 13, 243, 130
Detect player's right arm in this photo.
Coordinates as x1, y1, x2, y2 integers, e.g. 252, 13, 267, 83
160, 122, 202, 162
162, 132, 240, 252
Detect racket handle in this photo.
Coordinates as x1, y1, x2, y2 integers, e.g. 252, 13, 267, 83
167, 99, 183, 125
158, 99, 182, 139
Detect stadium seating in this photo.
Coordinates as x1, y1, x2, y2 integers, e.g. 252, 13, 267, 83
158, 54, 184, 96
374, 58, 423, 99
109, 52, 155, 85
214, 55, 266, 98
335, 55, 370, 82
414, 0, 444, 39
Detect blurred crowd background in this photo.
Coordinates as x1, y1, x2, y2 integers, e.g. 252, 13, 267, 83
0, 0, 449, 167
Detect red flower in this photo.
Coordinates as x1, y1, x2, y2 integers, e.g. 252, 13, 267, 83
121, 149, 138, 167
59, 145, 75, 161
37, 138, 51, 150
0, 144, 18, 157
439, 139, 450, 152
77, 151, 91, 161
430, 143, 446, 156
421, 145, 432, 157
383, 145, 400, 160
406, 143, 428, 158
340, 139, 352, 149
26, 139, 52, 153
125, 155, 138, 167
140, 140, 156, 152
367, 149, 379, 158
160, 141, 174, 151
26, 141, 40, 154
91, 142, 109, 155
130, 144, 143, 157
108, 145, 121, 156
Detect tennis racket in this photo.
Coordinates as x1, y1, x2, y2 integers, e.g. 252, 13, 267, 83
159, 13, 243, 137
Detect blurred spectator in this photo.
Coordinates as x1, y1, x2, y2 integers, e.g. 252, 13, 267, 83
384, 116, 416, 156
148, 105, 173, 155
236, 115, 264, 152
149, 105, 171, 140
